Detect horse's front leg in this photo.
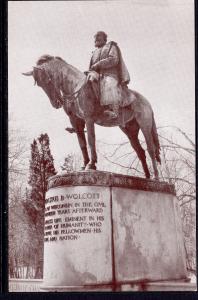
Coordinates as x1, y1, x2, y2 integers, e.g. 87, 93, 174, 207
76, 130, 90, 170
67, 114, 90, 170
85, 118, 97, 170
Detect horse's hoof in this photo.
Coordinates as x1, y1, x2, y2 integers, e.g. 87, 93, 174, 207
86, 164, 97, 170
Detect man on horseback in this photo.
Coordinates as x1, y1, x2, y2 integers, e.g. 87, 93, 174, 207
87, 31, 131, 119
23, 51, 161, 179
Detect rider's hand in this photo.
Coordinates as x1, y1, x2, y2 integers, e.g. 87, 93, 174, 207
90, 63, 99, 71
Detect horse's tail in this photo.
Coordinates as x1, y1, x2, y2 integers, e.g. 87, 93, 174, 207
151, 113, 161, 164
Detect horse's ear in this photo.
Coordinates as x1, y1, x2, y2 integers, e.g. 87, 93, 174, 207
22, 66, 43, 77
22, 70, 33, 76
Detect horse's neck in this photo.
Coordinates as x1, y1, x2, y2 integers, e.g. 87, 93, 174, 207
61, 62, 85, 95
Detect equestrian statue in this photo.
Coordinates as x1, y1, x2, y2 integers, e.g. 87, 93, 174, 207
22, 31, 161, 179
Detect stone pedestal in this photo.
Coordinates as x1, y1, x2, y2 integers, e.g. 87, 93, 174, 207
40, 171, 187, 292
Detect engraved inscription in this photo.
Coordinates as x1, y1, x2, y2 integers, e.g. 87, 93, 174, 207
44, 193, 107, 242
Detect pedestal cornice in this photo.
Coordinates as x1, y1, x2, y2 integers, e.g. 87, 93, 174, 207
47, 171, 175, 195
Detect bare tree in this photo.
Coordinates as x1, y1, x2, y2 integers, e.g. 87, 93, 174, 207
8, 120, 31, 277
8, 121, 29, 208
60, 152, 82, 173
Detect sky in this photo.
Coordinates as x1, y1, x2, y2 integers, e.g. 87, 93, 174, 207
8, 0, 195, 171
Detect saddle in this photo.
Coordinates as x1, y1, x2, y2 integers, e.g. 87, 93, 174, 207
69, 71, 137, 127
84, 70, 136, 108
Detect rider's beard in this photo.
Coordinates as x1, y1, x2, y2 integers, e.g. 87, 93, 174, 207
95, 40, 106, 48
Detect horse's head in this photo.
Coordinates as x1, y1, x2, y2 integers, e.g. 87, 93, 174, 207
22, 54, 64, 109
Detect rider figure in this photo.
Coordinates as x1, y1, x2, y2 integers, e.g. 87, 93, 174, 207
88, 31, 130, 119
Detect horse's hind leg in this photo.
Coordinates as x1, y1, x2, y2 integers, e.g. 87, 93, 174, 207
140, 125, 159, 180
120, 120, 150, 179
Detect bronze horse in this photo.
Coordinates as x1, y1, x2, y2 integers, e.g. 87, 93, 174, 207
23, 55, 161, 179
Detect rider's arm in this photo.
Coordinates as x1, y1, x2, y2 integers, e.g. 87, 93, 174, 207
90, 45, 119, 71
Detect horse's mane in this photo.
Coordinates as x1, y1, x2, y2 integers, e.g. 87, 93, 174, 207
36, 54, 66, 66
36, 54, 83, 76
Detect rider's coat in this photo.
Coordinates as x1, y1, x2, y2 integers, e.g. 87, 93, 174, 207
89, 41, 131, 107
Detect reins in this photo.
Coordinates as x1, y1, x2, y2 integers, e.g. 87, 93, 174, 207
62, 80, 87, 104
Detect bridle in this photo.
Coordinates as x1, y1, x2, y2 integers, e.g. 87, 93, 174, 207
61, 79, 87, 104
36, 56, 88, 106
